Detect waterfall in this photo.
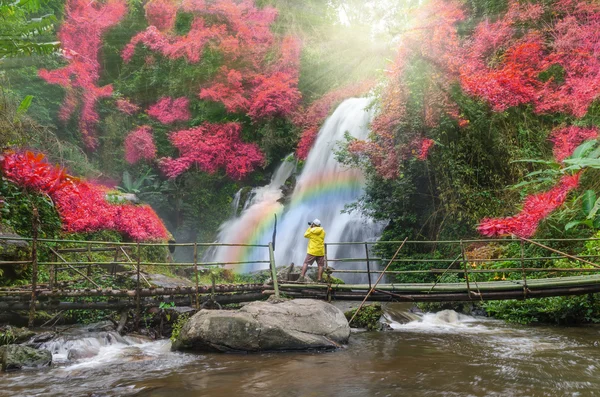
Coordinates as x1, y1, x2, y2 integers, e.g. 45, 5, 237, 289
208, 97, 384, 282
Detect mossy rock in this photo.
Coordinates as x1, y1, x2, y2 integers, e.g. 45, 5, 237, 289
0, 326, 35, 346
0, 344, 52, 371
344, 304, 383, 331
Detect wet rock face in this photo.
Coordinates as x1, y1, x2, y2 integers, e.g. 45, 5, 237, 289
172, 299, 350, 353
0, 344, 52, 371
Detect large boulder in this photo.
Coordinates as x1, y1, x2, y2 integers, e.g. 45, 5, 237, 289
172, 299, 350, 352
0, 344, 52, 371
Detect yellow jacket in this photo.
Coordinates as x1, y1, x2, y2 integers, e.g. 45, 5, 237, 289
304, 227, 326, 256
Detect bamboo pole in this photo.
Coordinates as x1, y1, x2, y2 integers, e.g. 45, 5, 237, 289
365, 243, 372, 289
193, 242, 199, 309
519, 236, 600, 269
28, 207, 39, 328
0, 284, 264, 298
48, 247, 101, 288
349, 238, 407, 325
1, 293, 266, 311
269, 242, 280, 298
520, 239, 528, 298
135, 242, 141, 331
85, 242, 92, 276
331, 268, 600, 274
121, 246, 151, 287
460, 240, 472, 296
49, 245, 56, 290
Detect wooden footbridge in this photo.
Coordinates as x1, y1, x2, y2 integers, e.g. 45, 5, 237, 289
3, 235, 600, 326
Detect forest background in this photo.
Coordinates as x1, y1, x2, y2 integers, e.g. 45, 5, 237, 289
1, 0, 600, 324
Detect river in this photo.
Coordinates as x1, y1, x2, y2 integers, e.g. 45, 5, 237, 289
3, 308, 600, 396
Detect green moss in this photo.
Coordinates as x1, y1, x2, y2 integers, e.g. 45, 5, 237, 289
344, 304, 383, 330
170, 313, 190, 342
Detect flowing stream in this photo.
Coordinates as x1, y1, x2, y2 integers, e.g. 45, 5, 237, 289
4, 307, 600, 396
207, 97, 384, 283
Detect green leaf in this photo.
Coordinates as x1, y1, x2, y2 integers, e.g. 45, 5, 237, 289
570, 140, 598, 159
122, 171, 132, 190
587, 196, 600, 220
562, 158, 600, 171
16, 95, 33, 115
582, 190, 596, 216
511, 159, 557, 165
565, 220, 583, 231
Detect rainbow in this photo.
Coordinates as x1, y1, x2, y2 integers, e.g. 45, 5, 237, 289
225, 169, 365, 273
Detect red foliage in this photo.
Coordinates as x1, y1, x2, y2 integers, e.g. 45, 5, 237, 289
459, 0, 600, 117
144, 0, 178, 31
477, 124, 597, 238
417, 139, 435, 160
0, 151, 168, 241
549, 126, 599, 163
124, 0, 301, 122
38, 0, 127, 149
248, 71, 301, 120
294, 80, 375, 160
116, 99, 140, 115
477, 173, 580, 237
199, 67, 249, 113
147, 97, 191, 124
124, 126, 157, 164
159, 122, 265, 179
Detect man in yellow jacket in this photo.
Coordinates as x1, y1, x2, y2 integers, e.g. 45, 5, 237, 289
300, 218, 326, 282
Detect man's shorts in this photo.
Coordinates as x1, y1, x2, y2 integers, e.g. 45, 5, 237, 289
303, 253, 325, 268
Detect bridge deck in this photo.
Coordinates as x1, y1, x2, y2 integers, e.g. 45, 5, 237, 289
278, 274, 600, 301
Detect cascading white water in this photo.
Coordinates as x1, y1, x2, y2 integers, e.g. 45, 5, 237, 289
208, 97, 385, 283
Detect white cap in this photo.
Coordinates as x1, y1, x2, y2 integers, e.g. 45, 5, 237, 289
312, 219, 321, 226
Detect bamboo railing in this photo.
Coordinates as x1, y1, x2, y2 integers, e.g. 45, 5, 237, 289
4, 235, 600, 324
0, 236, 278, 327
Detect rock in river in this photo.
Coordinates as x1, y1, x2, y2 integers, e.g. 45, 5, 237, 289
0, 344, 52, 371
172, 299, 350, 352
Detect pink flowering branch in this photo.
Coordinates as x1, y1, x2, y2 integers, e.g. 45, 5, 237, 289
477, 173, 581, 237
124, 126, 157, 164
38, 0, 127, 150
147, 97, 191, 124
159, 122, 265, 180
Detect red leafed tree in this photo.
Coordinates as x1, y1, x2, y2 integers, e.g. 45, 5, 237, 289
147, 97, 191, 124
124, 126, 157, 164
159, 122, 265, 180
459, 0, 600, 117
0, 151, 169, 241
124, 0, 301, 121
38, 0, 127, 149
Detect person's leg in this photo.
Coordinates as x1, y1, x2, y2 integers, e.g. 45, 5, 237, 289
301, 254, 315, 277
316, 256, 325, 281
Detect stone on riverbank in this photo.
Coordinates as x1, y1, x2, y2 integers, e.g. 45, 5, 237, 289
172, 299, 350, 352
0, 344, 52, 371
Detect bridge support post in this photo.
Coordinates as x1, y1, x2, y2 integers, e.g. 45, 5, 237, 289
193, 242, 199, 309
269, 242, 280, 298
365, 243, 372, 289
135, 242, 141, 332
28, 207, 39, 328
